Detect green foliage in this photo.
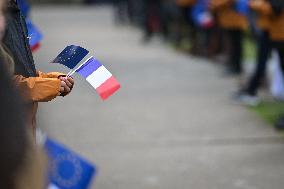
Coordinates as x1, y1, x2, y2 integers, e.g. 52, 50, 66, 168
251, 101, 284, 125
244, 36, 256, 61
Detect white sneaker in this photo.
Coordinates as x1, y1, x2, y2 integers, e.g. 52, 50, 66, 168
235, 93, 260, 107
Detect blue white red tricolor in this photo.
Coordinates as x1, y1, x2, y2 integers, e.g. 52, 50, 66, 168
26, 18, 43, 52
76, 57, 121, 100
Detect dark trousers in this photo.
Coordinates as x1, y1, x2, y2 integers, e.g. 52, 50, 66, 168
113, 0, 128, 23
271, 41, 284, 74
247, 31, 271, 95
143, 0, 161, 39
227, 29, 244, 74
276, 46, 284, 72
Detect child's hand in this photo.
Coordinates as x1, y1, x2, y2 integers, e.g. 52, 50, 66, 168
59, 77, 74, 95
60, 80, 70, 94
62, 77, 74, 89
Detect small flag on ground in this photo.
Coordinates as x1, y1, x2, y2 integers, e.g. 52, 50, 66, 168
26, 18, 43, 51
45, 138, 96, 189
52, 45, 89, 69
76, 57, 121, 100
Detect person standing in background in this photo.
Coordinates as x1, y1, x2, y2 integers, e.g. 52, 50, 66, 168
264, 0, 284, 129
175, 0, 197, 51
142, 0, 162, 41
210, 0, 248, 75
113, 0, 129, 24
235, 0, 272, 106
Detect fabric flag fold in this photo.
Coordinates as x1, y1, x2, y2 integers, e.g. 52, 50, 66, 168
191, 0, 214, 28
26, 18, 43, 51
52, 45, 89, 69
76, 57, 121, 100
17, 0, 31, 17
45, 138, 96, 189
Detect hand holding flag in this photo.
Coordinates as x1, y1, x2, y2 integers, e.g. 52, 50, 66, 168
52, 46, 120, 100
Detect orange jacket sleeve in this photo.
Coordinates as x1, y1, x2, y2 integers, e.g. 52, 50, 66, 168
37, 71, 73, 97
176, 0, 197, 7
210, 0, 232, 11
249, 0, 272, 16
37, 71, 66, 79
13, 75, 61, 102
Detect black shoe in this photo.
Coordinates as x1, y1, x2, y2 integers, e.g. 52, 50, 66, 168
275, 115, 284, 130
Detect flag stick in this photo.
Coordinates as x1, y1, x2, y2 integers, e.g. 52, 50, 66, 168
66, 70, 73, 77
67, 56, 93, 77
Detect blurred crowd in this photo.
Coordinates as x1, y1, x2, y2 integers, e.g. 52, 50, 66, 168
113, 0, 284, 128
1, 0, 284, 188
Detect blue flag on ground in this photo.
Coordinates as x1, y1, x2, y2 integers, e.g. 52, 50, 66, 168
26, 18, 43, 47
17, 0, 31, 17
235, 0, 249, 15
52, 45, 89, 69
45, 138, 96, 189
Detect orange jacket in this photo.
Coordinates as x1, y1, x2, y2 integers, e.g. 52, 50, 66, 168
269, 13, 284, 41
14, 71, 64, 135
250, 0, 284, 41
14, 71, 62, 103
210, 0, 248, 30
176, 0, 196, 7
249, 0, 271, 30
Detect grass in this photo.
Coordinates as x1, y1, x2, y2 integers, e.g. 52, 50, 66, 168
244, 36, 256, 61
251, 101, 284, 126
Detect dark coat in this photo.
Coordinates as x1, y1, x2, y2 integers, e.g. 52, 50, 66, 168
269, 0, 284, 14
3, 0, 36, 77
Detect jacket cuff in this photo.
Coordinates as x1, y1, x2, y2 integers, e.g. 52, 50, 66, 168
37, 71, 66, 79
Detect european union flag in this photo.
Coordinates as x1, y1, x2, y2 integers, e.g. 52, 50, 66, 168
26, 18, 43, 48
52, 45, 89, 69
45, 138, 96, 189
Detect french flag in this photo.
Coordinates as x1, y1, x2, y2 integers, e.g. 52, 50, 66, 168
26, 18, 43, 53
76, 57, 120, 100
